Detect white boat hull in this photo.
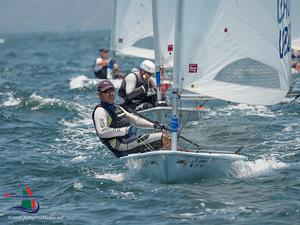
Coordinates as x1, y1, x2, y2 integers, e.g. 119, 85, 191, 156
139, 106, 204, 124
122, 150, 247, 183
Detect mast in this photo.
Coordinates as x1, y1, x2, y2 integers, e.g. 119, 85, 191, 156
110, 0, 117, 55
171, 0, 182, 151
152, 0, 162, 101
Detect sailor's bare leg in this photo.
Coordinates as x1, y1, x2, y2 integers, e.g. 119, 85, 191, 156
162, 131, 171, 150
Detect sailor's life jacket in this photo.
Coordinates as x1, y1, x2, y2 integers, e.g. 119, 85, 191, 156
94, 59, 115, 79
92, 102, 131, 158
118, 72, 148, 104
94, 66, 108, 79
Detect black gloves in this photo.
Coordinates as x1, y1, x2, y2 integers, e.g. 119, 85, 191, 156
142, 80, 149, 92
154, 122, 167, 131
127, 126, 137, 136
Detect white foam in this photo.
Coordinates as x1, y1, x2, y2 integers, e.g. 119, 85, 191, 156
110, 190, 136, 200
29, 93, 61, 105
207, 103, 275, 118
71, 155, 88, 162
229, 104, 274, 117
283, 124, 297, 132
2, 92, 21, 107
73, 182, 83, 190
0, 38, 5, 44
28, 93, 84, 111
177, 213, 196, 219
230, 156, 288, 178
69, 75, 98, 90
69, 75, 123, 90
95, 173, 125, 183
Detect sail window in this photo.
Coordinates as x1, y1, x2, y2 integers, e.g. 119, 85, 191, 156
214, 58, 280, 89
133, 36, 154, 50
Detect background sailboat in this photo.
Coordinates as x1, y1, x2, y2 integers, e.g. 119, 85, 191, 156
291, 0, 300, 52
70, 0, 154, 90
111, 0, 154, 59
138, 0, 211, 123
122, 0, 291, 183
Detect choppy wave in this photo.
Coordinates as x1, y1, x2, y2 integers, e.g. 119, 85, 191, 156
73, 182, 83, 190
69, 75, 98, 90
1, 92, 21, 107
26, 93, 84, 112
71, 155, 88, 162
58, 113, 99, 154
207, 103, 275, 117
95, 173, 125, 183
230, 156, 288, 178
110, 190, 137, 200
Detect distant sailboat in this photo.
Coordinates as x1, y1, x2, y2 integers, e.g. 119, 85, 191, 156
291, 0, 300, 51
122, 0, 291, 183
86, 0, 154, 90
111, 0, 154, 59
88, 0, 152, 88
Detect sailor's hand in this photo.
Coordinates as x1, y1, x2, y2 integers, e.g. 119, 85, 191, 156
148, 78, 156, 87
142, 80, 149, 92
127, 125, 137, 136
154, 123, 167, 131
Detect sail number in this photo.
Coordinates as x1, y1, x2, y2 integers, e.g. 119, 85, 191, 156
279, 24, 291, 59
277, 0, 290, 59
277, 0, 289, 23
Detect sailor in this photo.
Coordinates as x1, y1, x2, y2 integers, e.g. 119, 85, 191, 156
118, 60, 159, 111
93, 48, 123, 79
292, 61, 300, 73
93, 80, 170, 158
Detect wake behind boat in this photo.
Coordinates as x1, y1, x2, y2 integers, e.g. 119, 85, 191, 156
69, 75, 122, 90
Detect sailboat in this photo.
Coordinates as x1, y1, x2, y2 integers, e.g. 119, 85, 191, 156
79, 0, 154, 90
291, 0, 300, 51
111, 0, 154, 59
108, 0, 210, 121
137, 0, 210, 123
121, 0, 291, 183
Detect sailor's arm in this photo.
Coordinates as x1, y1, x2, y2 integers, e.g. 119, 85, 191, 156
120, 106, 154, 129
94, 107, 129, 138
148, 77, 157, 88
96, 58, 109, 67
125, 73, 148, 100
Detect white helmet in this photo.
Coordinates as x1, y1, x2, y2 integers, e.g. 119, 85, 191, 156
140, 60, 155, 74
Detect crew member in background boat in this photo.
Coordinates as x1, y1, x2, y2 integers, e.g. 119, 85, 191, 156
93, 48, 123, 79
292, 49, 300, 59
93, 80, 170, 158
118, 60, 161, 111
292, 61, 300, 73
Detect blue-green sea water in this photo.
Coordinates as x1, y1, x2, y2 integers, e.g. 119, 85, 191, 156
0, 31, 300, 225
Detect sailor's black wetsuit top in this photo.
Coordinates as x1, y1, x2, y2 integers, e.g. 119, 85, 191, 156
119, 72, 157, 104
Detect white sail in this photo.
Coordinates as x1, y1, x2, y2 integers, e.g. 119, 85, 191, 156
111, 0, 154, 59
178, 0, 291, 106
152, 0, 176, 68
291, 0, 300, 50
